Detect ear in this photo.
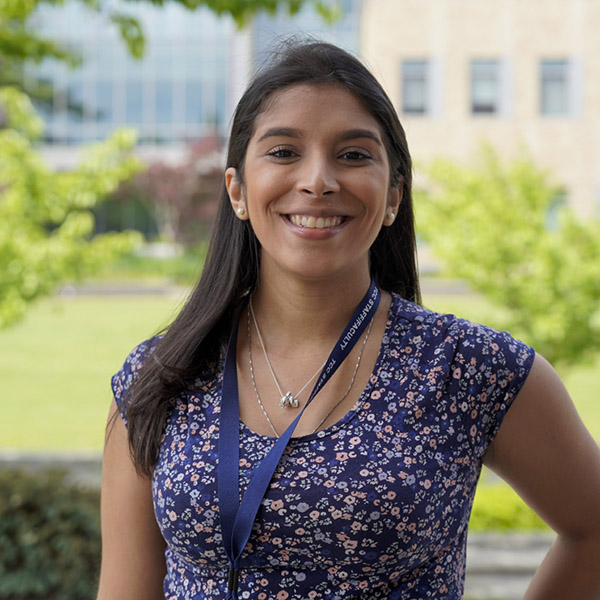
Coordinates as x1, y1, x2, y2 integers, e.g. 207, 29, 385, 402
225, 167, 249, 221
383, 184, 402, 227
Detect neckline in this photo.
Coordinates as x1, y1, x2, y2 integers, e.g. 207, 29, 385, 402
238, 292, 400, 445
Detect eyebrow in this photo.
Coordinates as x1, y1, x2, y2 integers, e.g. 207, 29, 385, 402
257, 127, 301, 143
256, 127, 383, 146
338, 129, 383, 146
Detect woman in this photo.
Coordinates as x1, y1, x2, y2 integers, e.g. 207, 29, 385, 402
97, 42, 600, 599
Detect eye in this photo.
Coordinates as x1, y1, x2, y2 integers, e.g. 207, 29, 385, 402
266, 146, 296, 159
340, 149, 372, 161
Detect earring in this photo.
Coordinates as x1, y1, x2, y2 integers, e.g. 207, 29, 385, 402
237, 207, 247, 218
385, 210, 395, 224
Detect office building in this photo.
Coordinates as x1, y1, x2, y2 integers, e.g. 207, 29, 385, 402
361, 0, 600, 217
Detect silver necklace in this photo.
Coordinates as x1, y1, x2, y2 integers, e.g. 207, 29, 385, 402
249, 297, 326, 409
247, 305, 374, 438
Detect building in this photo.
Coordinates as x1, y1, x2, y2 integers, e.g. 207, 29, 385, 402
23, 0, 361, 235
253, 0, 361, 65
360, 0, 600, 218
27, 0, 361, 167
27, 0, 240, 168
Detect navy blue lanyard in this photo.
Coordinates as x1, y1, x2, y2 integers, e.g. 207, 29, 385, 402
217, 280, 381, 599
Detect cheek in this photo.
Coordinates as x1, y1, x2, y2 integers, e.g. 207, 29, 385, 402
347, 164, 390, 196
246, 172, 290, 211
353, 181, 390, 213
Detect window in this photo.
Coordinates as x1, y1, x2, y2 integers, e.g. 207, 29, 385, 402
540, 60, 570, 115
402, 60, 429, 115
66, 80, 84, 123
185, 80, 203, 125
96, 81, 113, 123
155, 81, 173, 124
125, 80, 143, 125
546, 190, 567, 231
471, 60, 500, 114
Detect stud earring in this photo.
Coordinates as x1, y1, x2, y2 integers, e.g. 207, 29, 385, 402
237, 207, 247, 218
386, 210, 395, 224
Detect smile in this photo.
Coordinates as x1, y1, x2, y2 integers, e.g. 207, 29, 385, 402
288, 215, 345, 229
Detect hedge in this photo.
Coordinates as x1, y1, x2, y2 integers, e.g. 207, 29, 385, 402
0, 469, 100, 600
470, 481, 549, 532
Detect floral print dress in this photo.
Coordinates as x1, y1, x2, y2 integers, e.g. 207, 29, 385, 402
111, 294, 535, 599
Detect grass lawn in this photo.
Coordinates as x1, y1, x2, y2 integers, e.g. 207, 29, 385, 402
0, 290, 188, 452
1, 285, 598, 453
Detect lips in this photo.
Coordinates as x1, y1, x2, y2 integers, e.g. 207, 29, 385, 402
288, 215, 345, 229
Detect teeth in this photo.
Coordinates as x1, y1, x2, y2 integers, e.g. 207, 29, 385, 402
289, 215, 343, 228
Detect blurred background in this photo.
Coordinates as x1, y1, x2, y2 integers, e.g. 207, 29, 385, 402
1, 0, 599, 598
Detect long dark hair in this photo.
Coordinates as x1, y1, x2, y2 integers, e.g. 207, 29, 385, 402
123, 40, 421, 476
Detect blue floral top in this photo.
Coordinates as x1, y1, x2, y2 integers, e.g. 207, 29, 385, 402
112, 294, 535, 600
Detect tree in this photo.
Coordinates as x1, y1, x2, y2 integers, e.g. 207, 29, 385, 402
415, 146, 600, 369
0, 87, 143, 328
0, 0, 337, 328
0, 0, 340, 68
111, 136, 223, 245
0, 0, 339, 113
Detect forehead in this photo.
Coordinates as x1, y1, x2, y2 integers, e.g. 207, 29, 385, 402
251, 84, 383, 140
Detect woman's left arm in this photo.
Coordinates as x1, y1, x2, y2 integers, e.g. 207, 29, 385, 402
483, 353, 600, 600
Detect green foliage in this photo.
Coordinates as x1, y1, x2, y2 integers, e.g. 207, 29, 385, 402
108, 243, 208, 285
0, 87, 144, 328
0, 0, 339, 327
0, 85, 43, 137
122, 0, 342, 29
109, 11, 146, 59
0, 0, 86, 66
0, 0, 340, 71
470, 482, 549, 532
416, 146, 600, 368
0, 0, 340, 113
0, 468, 101, 600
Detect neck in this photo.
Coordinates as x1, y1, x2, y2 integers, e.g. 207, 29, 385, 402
251, 268, 372, 350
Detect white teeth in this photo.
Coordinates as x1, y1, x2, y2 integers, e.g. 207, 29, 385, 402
289, 215, 343, 229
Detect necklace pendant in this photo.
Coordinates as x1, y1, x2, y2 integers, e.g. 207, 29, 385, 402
280, 391, 294, 409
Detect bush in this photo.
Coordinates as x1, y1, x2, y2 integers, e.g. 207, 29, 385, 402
0, 100, 144, 330
470, 482, 549, 532
108, 243, 208, 286
416, 146, 600, 369
0, 469, 100, 600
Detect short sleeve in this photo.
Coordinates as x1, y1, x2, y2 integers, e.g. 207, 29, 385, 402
110, 338, 158, 428
446, 319, 535, 458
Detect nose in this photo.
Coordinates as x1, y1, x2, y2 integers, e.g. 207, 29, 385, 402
296, 153, 341, 198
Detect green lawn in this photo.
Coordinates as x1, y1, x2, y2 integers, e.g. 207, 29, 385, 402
0, 286, 598, 452
0, 291, 187, 451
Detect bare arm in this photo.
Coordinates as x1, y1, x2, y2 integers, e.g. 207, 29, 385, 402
484, 354, 600, 599
96, 401, 167, 600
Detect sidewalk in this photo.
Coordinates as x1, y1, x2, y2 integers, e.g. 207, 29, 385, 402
465, 532, 554, 600
58, 275, 471, 297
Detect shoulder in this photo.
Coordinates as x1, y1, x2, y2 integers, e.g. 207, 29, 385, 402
388, 295, 536, 457
111, 337, 161, 419
388, 293, 534, 371
117, 337, 160, 370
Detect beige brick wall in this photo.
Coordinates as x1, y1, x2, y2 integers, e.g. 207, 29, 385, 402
360, 0, 600, 217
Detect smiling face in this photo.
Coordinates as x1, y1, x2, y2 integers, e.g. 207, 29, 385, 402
226, 84, 401, 286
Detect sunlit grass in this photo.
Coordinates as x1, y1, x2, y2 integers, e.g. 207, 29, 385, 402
0, 291, 186, 452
